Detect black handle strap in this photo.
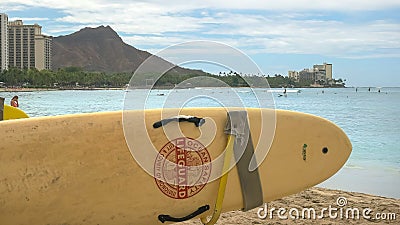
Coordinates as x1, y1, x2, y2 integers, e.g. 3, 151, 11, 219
158, 205, 210, 223
153, 115, 205, 128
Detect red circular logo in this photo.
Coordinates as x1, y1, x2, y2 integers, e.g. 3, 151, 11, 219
154, 137, 212, 199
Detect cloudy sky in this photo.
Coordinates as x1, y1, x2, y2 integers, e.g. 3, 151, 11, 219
1, 0, 400, 86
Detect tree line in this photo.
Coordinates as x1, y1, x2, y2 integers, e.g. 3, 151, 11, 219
0, 67, 131, 88
0, 67, 341, 89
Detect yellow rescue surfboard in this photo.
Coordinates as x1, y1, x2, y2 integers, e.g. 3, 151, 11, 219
0, 108, 351, 225
3, 104, 29, 120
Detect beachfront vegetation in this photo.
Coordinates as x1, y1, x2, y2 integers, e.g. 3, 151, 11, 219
0, 67, 343, 88
0, 67, 130, 88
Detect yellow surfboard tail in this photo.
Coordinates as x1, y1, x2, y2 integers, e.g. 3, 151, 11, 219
1, 104, 29, 120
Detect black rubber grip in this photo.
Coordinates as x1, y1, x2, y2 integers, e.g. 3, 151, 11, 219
153, 116, 205, 128
158, 205, 210, 223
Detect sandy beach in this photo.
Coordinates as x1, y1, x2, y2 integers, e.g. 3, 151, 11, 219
178, 187, 399, 225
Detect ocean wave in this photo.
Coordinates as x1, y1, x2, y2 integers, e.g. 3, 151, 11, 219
344, 164, 364, 169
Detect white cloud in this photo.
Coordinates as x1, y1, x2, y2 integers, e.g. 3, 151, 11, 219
1, 0, 399, 59
188, 0, 400, 11
120, 12, 400, 59
9, 17, 49, 21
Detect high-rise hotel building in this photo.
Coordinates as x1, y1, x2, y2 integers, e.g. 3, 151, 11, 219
0, 13, 8, 71
8, 20, 52, 70
0, 13, 52, 71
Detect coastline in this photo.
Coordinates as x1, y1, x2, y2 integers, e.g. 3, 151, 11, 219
179, 187, 399, 225
5, 85, 398, 93
0, 87, 125, 92
0, 86, 349, 92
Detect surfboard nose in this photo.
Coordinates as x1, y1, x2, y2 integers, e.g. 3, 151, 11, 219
314, 115, 353, 178
298, 111, 353, 183
258, 109, 352, 201
334, 122, 352, 162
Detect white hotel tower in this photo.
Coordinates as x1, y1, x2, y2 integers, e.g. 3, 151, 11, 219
0, 13, 8, 71
8, 20, 52, 70
0, 13, 52, 71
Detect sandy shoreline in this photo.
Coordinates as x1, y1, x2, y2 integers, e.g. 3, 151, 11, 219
178, 187, 399, 225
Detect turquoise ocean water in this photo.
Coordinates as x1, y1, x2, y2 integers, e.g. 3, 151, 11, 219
2, 87, 399, 198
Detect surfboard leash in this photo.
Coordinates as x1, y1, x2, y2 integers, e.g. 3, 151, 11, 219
200, 134, 235, 225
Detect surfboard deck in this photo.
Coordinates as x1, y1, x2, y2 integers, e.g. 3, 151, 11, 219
0, 108, 351, 224
2, 104, 29, 120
